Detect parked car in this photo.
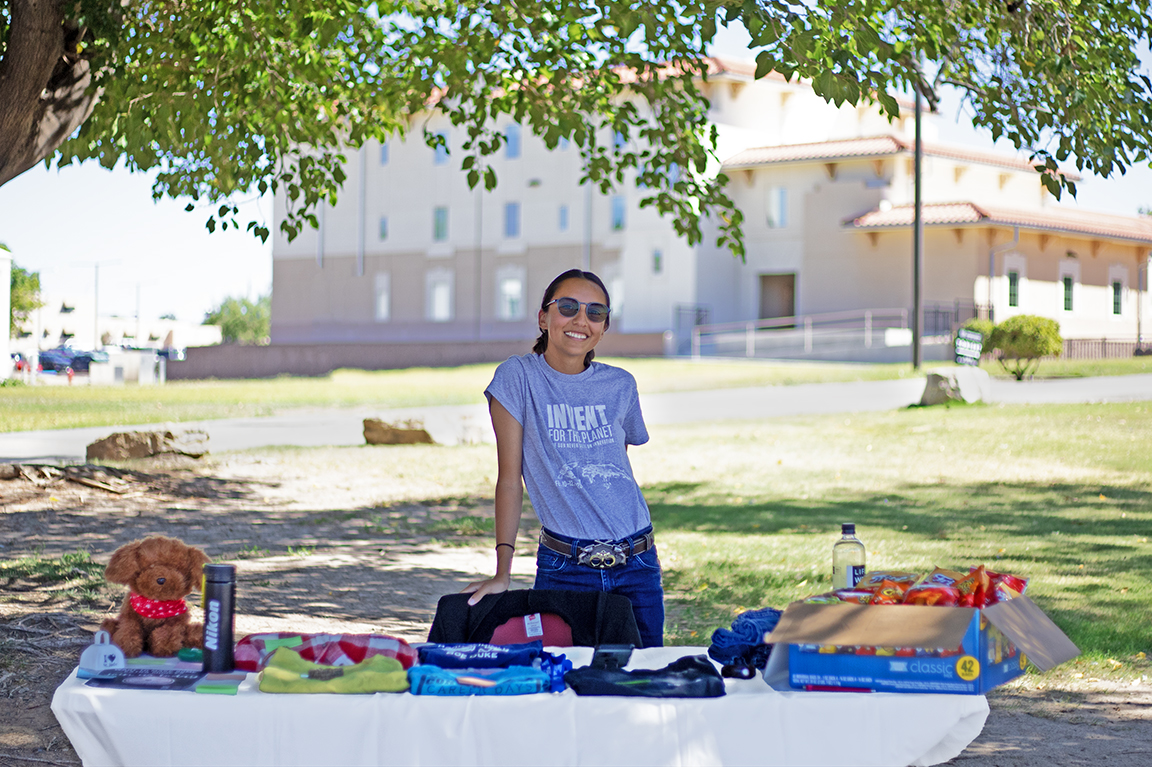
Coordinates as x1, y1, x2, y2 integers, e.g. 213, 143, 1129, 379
37, 348, 76, 372
157, 347, 186, 361
69, 350, 110, 373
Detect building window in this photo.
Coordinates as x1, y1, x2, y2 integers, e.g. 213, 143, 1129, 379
652, 249, 663, 274
1063, 275, 1074, 311
426, 269, 454, 322
1113, 281, 1123, 315
378, 216, 389, 241
379, 142, 389, 166
611, 195, 626, 231
433, 131, 449, 164
559, 204, 569, 232
433, 207, 449, 241
1007, 271, 1019, 307
504, 202, 521, 238
505, 124, 521, 159
496, 265, 526, 321
374, 272, 391, 322
766, 187, 788, 228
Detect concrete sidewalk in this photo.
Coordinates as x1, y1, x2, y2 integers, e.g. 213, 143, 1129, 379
2, 373, 1149, 463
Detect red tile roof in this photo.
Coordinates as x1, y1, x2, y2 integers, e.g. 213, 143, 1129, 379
704, 59, 917, 111
723, 135, 1080, 180
846, 202, 1152, 245
613, 56, 791, 86
706, 56, 761, 80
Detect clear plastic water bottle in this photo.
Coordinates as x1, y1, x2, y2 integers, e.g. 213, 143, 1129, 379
832, 523, 866, 590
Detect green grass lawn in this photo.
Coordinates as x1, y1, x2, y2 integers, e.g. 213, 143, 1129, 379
3, 354, 1148, 433
979, 354, 1152, 380
0, 358, 915, 432
183, 400, 1151, 680
3, 398, 1148, 684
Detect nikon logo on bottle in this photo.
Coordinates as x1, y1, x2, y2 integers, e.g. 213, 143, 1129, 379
205, 600, 220, 651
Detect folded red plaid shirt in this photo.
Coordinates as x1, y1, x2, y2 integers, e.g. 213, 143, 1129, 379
234, 632, 418, 672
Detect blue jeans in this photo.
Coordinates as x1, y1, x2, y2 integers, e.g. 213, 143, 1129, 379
533, 526, 665, 648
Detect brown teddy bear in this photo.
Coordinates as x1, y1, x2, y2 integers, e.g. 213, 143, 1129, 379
100, 535, 211, 658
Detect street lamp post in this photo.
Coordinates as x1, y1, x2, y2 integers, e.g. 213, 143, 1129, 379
912, 84, 924, 371
74, 260, 120, 350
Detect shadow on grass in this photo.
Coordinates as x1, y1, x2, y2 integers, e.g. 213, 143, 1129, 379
649, 479, 1152, 653
646, 479, 1152, 540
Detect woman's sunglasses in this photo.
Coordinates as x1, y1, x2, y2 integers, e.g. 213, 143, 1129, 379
547, 297, 610, 323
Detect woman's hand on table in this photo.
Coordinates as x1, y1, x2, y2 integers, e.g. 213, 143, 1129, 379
461, 573, 511, 606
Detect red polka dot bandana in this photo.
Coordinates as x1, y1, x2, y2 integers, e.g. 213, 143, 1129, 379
130, 592, 188, 619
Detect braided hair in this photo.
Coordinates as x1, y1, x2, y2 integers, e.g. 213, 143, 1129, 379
533, 269, 611, 369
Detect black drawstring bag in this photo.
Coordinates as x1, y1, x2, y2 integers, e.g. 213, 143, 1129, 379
564, 655, 725, 698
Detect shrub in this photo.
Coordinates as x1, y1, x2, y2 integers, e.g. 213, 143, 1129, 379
989, 315, 1063, 380
959, 318, 996, 355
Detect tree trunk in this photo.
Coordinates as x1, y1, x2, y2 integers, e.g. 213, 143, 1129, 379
0, 0, 100, 187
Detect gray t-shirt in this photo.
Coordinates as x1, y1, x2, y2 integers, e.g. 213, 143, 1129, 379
485, 354, 651, 540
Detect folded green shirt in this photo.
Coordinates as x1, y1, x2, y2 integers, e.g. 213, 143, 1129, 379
258, 647, 409, 694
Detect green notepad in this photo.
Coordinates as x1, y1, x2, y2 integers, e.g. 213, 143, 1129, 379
195, 672, 247, 695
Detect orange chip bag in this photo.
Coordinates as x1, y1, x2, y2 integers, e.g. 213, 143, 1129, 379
954, 566, 991, 607
869, 580, 908, 605
903, 584, 961, 606
916, 567, 967, 588
854, 571, 919, 593
834, 589, 875, 604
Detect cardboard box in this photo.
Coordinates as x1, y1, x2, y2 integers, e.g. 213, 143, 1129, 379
764, 596, 1080, 694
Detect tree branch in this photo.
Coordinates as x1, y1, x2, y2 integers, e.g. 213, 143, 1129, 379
0, 1, 100, 185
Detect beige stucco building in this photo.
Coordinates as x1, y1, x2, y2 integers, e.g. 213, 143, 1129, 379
270, 59, 1151, 357
706, 136, 1152, 345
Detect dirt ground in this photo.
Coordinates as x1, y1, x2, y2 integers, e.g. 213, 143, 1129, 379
2, 452, 1151, 767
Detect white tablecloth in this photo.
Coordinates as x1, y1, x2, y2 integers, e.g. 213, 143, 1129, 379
51, 647, 988, 767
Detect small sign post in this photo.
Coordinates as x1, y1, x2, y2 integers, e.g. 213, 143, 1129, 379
955, 328, 983, 366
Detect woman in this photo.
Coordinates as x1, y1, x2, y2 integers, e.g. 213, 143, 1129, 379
462, 269, 664, 647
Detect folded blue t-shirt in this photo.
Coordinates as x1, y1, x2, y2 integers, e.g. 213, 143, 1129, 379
418, 641, 543, 669
408, 665, 551, 696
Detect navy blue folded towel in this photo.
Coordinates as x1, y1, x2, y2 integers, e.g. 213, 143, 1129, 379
707, 606, 783, 670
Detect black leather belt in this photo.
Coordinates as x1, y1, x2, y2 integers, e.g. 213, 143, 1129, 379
539, 529, 654, 569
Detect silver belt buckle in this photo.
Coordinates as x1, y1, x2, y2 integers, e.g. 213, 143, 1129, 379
576, 541, 628, 569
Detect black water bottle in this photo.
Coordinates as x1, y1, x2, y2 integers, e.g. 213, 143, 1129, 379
202, 564, 236, 673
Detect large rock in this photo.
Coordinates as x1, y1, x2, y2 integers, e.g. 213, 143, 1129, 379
86, 430, 209, 461
363, 418, 435, 445
919, 367, 992, 406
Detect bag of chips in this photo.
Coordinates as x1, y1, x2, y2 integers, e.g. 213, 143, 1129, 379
985, 569, 1028, 605
903, 584, 961, 606
869, 580, 909, 605
916, 567, 967, 587
953, 565, 991, 607
803, 593, 842, 604
854, 571, 919, 593
904, 567, 965, 606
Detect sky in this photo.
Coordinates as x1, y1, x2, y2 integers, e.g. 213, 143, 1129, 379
0, 165, 273, 324
2, 25, 1150, 324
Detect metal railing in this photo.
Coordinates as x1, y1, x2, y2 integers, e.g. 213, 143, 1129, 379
691, 308, 910, 359
1061, 338, 1150, 360
924, 300, 993, 337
